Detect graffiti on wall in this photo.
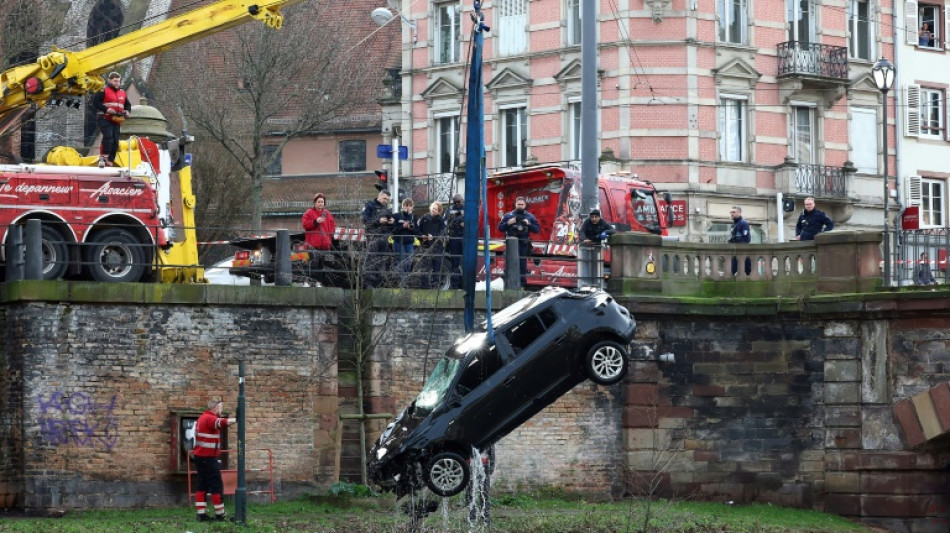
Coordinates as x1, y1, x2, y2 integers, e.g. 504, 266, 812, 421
36, 391, 119, 450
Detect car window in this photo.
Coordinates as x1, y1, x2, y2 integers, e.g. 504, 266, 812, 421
456, 345, 502, 396
504, 307, 559, 354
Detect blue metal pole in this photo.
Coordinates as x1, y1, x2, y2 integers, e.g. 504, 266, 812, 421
463, 3, 489, 332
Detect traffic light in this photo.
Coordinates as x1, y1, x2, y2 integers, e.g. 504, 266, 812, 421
374, 170, 388, 191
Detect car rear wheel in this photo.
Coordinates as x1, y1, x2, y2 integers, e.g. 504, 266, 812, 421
424, 451, 469, 497
585, 340, 628, 385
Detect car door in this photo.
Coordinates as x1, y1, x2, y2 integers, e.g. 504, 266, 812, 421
484, 307, 574, 439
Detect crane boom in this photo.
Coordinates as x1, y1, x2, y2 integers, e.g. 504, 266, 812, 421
0, 0, 303, 117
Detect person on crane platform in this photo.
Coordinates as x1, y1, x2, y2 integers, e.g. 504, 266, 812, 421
193, 398, 236, 522
92, 72, 131, 166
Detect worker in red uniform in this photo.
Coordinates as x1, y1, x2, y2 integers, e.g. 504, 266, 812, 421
193, 398, 236, 522
92, 71, 131, 166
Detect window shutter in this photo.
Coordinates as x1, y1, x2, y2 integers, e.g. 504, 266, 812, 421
945, 6, 950, 50
905, 84, 921, 137
849, 109, 877, 174
906, 175, 922, 208
906, 1, 919, 45
947, 88, 950, 141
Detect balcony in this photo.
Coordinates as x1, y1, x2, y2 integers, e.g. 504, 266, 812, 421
777, 42, 849, 81
776, 160, 854, 201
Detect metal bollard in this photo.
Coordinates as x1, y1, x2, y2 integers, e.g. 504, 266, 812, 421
4, 225, 23, 282
577, 244, 604, 289
504, 236, 520, 290
24, 219, 43, 280
274, 229, 292, 287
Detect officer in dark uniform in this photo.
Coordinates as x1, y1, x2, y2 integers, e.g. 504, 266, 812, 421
795, 197, 834, 241
445, 194, 465, 289
497, 196, 540, 289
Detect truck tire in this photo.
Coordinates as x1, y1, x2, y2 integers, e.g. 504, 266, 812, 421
83, 228, 147, 283
40, 225, 69, 280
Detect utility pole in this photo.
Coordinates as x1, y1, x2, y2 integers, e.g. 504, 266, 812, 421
579, 0, 599, 287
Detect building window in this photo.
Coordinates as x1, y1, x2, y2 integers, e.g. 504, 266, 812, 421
922, 178, 946, 227
436, 116, 458, 174
567, 0, 581, 46
437, 2, 461, 64
849, 108, 878, 174
787, 0, 815, 43
339, 140, 366, 172
498, 0, 527, 56
717, 0, 747, 44
790, 105, 816, 164
501, 106, 527, 167
848, 0, 874, 59
918, 4, 940, 48
262, 145, 282, 175
718, 96, 747, 162
569, 101, 581, 161
920, 88, 944, 138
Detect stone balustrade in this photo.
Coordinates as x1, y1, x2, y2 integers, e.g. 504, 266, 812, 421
608, 230, 883, 297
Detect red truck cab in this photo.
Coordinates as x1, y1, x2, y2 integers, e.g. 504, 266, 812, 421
482, 165, 669, 288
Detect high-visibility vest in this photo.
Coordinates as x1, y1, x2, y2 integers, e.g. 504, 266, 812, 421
193, 410, 227, 458
101, 86, 127, 124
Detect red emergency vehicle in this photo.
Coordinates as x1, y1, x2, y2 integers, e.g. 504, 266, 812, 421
482, 165, 671, 288
0, 137, 200, 283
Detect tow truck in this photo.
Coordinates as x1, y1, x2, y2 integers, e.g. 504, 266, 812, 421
0, 0, 301, 282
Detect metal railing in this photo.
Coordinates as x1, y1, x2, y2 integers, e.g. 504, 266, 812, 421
891, 228, 950, 287
777, 41, 849, 80
796, 163, 849, 199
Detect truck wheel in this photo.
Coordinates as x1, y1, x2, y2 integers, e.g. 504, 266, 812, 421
84, 228, 146, 282
40, 225, 69, 280
585, 340, 628, 385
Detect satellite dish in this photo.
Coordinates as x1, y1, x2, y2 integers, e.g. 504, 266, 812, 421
371, 7, 395, 26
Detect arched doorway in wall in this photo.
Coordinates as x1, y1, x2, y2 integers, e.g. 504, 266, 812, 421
84, 0, 124, 146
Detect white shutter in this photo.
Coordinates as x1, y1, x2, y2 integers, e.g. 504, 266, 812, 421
945, 6, 950, 50
906, 1, 919, 45
850, 108, 877, 174
946, 88, 950, 141
906, 175, 922, 208
905, 84, 921, 137
498, 0, 527, 56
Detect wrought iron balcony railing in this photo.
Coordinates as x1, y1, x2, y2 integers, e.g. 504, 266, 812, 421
777, 42, 848, 81
796, 163, 850, 199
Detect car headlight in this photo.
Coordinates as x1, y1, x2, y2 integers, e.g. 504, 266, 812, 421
376, 447, 387, 460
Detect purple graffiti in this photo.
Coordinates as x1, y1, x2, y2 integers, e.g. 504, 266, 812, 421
35, 391, 119, 450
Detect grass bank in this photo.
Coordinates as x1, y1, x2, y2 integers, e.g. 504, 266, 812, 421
0, 494, 875, 533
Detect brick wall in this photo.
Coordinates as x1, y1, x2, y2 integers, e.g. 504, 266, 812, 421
4, 283, 950, 532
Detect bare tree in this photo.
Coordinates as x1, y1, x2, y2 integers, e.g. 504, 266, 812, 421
149, 0, 385, 230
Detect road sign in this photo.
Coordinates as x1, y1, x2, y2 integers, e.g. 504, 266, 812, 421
376, 144, 409, 160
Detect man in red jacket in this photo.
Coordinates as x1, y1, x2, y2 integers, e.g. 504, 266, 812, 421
193, 398, 236, 522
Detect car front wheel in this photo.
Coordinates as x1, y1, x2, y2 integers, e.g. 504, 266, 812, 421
585, 340, 628, 385
424, 451, 469, 497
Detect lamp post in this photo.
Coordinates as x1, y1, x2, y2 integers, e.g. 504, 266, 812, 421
872, 57, 895, 286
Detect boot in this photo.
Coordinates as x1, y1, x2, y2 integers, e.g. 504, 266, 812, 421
196, 513, 211, 522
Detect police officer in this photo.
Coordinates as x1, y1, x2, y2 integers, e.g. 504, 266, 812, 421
728, 206, 751, 275
498, 196, 540, 289
795, 197, 834, 241
445, 194, 465, 289
361, 189, 394, 287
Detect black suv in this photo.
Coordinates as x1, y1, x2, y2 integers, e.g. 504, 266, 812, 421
368, 286, 635, 498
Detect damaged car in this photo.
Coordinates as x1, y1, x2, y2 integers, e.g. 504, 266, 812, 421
368, 286, 636, 498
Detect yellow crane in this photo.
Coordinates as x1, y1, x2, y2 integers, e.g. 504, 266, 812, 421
0, 0, 301, 115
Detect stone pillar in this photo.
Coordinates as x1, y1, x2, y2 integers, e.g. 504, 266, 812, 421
814, 231, 883, 294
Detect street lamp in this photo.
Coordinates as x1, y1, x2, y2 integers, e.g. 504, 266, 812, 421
872, 57, 895, 286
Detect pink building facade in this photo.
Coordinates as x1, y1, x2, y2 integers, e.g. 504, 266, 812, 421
382, 0, 896, 242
